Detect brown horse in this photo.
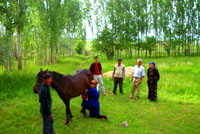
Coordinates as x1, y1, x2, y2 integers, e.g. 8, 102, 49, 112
33, 68, 93, 125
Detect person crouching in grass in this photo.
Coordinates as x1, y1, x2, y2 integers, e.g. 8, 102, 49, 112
81, 80, 108, 120
39, 73, 54, 134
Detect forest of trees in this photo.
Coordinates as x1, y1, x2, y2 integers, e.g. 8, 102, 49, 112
0, 0, 90, 71
0, 0, 200, 71
92, 0, 200, 59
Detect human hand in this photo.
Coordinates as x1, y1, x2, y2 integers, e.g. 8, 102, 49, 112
138, 80, 142, 85
50, 114, 54, 119
122, 77, 124, 80
101, 75, 103, 79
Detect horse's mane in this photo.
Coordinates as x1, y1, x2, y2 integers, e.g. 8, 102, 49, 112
49, 71, 64, 80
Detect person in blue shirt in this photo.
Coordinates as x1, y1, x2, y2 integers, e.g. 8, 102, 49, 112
39, 73, 54, 134
82, 80, 107, 120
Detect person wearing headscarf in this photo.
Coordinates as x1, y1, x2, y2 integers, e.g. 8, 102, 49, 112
147, 62, 160, 101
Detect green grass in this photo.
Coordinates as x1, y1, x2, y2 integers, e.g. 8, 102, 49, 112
0, 55, 200, 134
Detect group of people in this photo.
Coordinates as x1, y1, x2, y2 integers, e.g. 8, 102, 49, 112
38, 56, 160, 134
88, 56, 160, 101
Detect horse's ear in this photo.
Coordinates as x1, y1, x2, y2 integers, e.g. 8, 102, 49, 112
40, 68, 43, 71
45, 69, 48, 73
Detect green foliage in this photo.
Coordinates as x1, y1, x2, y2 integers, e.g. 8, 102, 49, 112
93, 27, 115, 59
75, 40, 85, 54
144, 36, 157, 52
0, 0, 90, 70
91, 0, 200, 57
0, 56, 200, 133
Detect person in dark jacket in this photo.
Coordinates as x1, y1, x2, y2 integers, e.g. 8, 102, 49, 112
89, 56, 106, 96
147, 62, 160, 102
39, 73, 54, 134
82, 80, 107, 120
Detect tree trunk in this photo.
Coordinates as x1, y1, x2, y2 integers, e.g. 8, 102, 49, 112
135, 48, 137, 58
197, 41, 199, 55
17, 28, 22, 71
149, 50, 151, 57
167, 50, 170, 56
57, 43, 60, 63
159, 42, 161, 57
129, 48, 132, 58
46, 43, 49, 65
5, 61, 8, 72
50, 41, 53, 63
154, 45, 157, 57
145, 48, 147, 57
24, 52, 27, 68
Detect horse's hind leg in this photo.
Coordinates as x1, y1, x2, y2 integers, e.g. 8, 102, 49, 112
64, 100, 71, 125
64, 99, 73, 125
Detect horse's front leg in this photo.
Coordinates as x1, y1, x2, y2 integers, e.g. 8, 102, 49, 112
68, 99, 73, 118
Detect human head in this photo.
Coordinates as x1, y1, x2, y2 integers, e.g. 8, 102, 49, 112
94, 56, 99, 63
34, 68, 48, 94
43, 73, 52, 86
117, 58, 122, 65
137, 59, 142, 66
90, 80, 98, 88
149, 62, 156, 69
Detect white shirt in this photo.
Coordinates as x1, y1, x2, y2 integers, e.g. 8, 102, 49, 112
132, 65, 145, 78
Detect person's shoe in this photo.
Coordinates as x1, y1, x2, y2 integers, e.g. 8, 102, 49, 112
136, 97, 140, 100
103, 115, 108, 120
111, 93, 116, 96
103, 93, 107, 96
153, 100, 158, 103
129, 96, 133, 99
80, 109, 86, 116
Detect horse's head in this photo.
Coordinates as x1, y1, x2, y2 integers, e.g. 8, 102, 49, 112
33, 68, 48, 94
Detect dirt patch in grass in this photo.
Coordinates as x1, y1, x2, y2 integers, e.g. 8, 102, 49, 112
103, 66, 133, 78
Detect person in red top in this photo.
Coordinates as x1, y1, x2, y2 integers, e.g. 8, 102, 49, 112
80, 90, 88, 116
89, 56, 106, 96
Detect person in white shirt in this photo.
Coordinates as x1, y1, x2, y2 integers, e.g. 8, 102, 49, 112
112, 58, 125, 95
129, 59, 145, 100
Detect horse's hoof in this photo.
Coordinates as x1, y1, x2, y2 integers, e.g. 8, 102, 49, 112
81, 111, 86, 116
65, 122, 69, 125
70, 115, 73, 118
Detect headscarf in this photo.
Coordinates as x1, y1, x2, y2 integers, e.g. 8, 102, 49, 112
149, 62, 156, 69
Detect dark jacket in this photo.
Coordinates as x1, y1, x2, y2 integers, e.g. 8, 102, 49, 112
147, 68, 160, 83
39, 83, 52, 115
89, 62, 102, 75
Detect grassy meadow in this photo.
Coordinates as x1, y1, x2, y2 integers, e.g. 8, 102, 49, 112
0, 55, 200, 134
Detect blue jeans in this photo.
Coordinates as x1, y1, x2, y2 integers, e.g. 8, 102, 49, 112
41, 113, 54, 134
